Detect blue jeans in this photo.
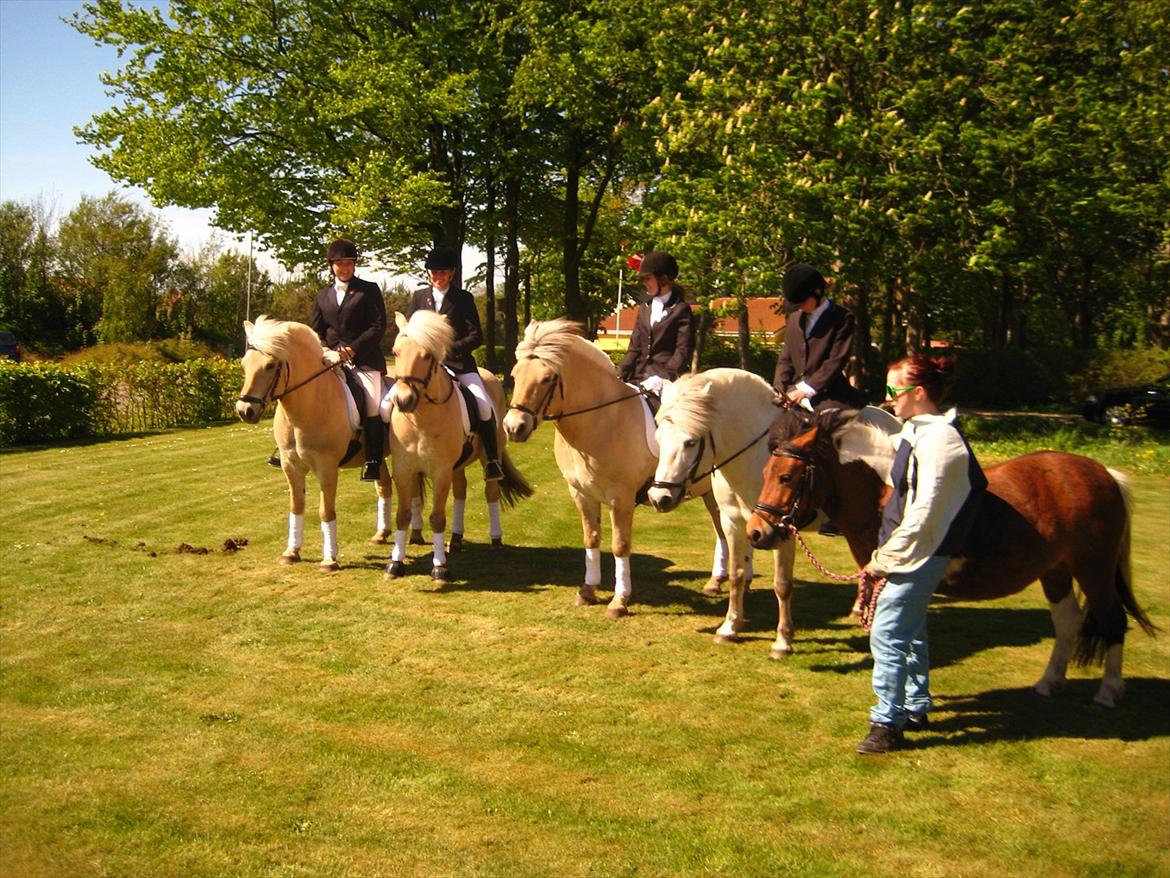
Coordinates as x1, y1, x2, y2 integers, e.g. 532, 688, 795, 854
869, 555, 950, 728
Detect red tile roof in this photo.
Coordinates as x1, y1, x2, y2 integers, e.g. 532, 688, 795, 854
597, 297, 786, 337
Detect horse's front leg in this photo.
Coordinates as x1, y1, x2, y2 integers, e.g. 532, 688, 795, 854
714, 512, 750, 645
606, 495, 635, 619
449, 467, 468, 553
428, 470, 453, 584
1034, 575, 1080, 697
316, 466, 341, 572
570, 487, 602, 607
769, 539, 797, 658
281, 463, 307, 565
384, 468, 416, 579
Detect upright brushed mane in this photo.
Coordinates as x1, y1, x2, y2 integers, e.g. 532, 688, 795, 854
657, 369, 775, 436
400, 309, 455, 362
515, 318, 616, 374
247, 315, 315, 361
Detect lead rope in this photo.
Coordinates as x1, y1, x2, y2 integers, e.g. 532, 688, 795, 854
785, 524, 887, 632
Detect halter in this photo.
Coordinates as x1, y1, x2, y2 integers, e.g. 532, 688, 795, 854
507, 358, 645, 423
751, 445, 818, 530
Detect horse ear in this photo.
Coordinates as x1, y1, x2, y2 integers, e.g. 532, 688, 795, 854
395, 311, 408, 332
700, 381, 713, 396
243, 320, 254, 340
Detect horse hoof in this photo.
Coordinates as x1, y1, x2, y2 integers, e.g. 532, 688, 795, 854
384, 560, 406, 579
409, 529, 426, 546
431, 565, 449, 584
448, 534, 463, 553
319, 560, 339, 573
769, 645, 794, 659
575, 590, 599, 607
702, 576, 726, 597
368, 532, 389, 545
279, 550, 301, 565
491, 538, 503, 551
605, 605, 629, 620
713, 632, 740, 645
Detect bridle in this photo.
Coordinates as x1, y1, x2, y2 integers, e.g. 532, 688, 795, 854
394, 352, 454, 406
237, 342, 336, 409
507, 358, 645, 423
751, 444, 819, 530
650, 426, 771, 495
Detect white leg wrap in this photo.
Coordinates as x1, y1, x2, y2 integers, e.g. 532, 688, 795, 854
321, 519, 338, 561
585, 547, 602, 587
377, 497, 389, 533
411, 495, 423, 530
392, 530, 407, 562
288, 513, 304, 551
712, 535, 729, 578
452, 499, 466, 534
432, 532, 447, 566
488, 501, 502, 539
614, 555, 632, 601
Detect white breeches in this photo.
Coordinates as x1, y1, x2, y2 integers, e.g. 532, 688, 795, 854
455, 371, 492, 421
352, 368, 383, 418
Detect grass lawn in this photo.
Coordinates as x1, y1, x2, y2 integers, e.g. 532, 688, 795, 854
1, 419, 1167, 877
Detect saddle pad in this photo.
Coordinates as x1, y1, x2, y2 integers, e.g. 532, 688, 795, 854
625, 382, 659, 457
333, 371, 361, 433
452, 381, 472, 435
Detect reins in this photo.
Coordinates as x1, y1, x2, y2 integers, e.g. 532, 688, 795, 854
507, 359, 647, 423
238, 341, 337, 408
650, 426, 771, 494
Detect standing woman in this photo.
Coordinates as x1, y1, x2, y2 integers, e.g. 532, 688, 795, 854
407, 246, 503, 481
857, 355, 985, 755
618, 250, 694, 396
310, 238, 388, 482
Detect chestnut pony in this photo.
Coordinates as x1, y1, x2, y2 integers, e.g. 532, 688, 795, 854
747, 410, 1156, 707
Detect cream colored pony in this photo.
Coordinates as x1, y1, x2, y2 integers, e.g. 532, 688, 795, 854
236, 316, 392, 571
385, 309, 532, 583
503, 319, 728, 618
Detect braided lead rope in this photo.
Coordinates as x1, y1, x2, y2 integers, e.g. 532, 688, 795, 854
786, 524, 887, 632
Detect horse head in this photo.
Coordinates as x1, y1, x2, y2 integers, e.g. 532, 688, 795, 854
392, 310, 453, 413
747, 409, 845, 549
504, 318, 583, 442
648, 376, 713, 512
236, 317, 289, 423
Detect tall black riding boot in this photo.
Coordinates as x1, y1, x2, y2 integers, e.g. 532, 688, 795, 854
360, 416, 385, 482
477, 413, 504, 481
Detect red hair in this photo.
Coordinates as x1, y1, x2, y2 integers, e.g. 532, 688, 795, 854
888, 355, 956, 404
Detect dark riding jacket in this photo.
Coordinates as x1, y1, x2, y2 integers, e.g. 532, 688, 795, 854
618, 289, 694, 383
310, 276, 388, 373
774, 300, 865, 411
407, 284, 483, 375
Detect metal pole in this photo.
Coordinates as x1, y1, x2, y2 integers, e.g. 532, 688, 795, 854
245, 231, 253, 321
616, 262, 623, 335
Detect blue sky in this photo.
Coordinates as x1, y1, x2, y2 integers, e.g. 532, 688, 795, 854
0, 0, 238, 260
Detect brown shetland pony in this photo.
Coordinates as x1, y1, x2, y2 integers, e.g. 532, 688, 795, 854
746, 410, 1156, 707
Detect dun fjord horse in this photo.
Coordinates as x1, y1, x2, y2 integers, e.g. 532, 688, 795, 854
386, 309, 532, 583
236, 316, 392, 571
747, 411, 1156, 707
648, 370, 899, 657
503, 319, 728, 618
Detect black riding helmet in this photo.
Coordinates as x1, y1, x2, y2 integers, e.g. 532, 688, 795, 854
327, 238, 358, 262
425, 246, 460, 271
782, 263, 826, 303
639, 250, 679, 280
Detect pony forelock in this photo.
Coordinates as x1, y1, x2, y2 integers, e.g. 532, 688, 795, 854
515, 318, 613, 373
402, 309, 455, 361
247, 314, 313, 362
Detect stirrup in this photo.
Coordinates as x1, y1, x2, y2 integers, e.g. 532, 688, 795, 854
483, 459, 504, 482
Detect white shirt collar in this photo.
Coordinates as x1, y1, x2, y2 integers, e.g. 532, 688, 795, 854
803, 297, 832, 334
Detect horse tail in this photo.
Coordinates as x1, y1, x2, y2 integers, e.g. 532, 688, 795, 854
415, 471, 428, 509
496, 450, 535, 508
1075, 469, 1158, 665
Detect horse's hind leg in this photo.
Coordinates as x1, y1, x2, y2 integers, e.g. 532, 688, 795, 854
449, 468, 467, 553
1034, 570, 1080, 697
702, 492, 729, 596
369, 463, 393, 545
482, 468, 503, 549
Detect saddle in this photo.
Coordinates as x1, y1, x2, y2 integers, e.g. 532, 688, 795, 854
337, 368, 366, 466
452, 382, 478, 470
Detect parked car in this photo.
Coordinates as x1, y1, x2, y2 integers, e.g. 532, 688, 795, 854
1082, 374, 1170, 427
0, 330, 20, 362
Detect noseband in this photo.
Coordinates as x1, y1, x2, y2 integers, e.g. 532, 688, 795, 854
395, 354, 454, 405
650, 433, 708, 494
752, 445, 818, 530
507, 368, 562, 422
237, 342, 290, 408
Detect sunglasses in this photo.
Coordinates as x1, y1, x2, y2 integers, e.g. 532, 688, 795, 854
885, 384, 918, 400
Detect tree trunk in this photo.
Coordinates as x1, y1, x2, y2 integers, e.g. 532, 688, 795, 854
484, 182, 497, 372
503, 174, 521, 377
736, 292, 751, 370
562, 130, 587, 322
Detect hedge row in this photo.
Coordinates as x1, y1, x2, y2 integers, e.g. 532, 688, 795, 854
0, 359, 243, 446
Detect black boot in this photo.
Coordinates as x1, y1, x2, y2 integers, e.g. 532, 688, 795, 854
476, 413, 504, 481
267, 447, 281, 468
360, 416, 385, 482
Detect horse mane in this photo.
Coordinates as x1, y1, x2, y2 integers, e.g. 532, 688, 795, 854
658, 369, 774, 435
401, 309, 455, 362
769, 406, 898, 484
247, 315, 318, 361
515, 318, 616, 374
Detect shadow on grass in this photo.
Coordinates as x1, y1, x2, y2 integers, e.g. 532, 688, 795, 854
912, 678, 1170, 746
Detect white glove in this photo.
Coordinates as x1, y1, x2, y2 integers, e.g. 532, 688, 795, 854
640, 374, 664, 395
322, 349, 343, 366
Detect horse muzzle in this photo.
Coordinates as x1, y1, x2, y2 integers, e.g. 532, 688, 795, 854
393, 381, 420, 413
235, 398, 266, 424
647, 483, 683, 513
747, 511, 789, 550
503, 409, 534, 442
